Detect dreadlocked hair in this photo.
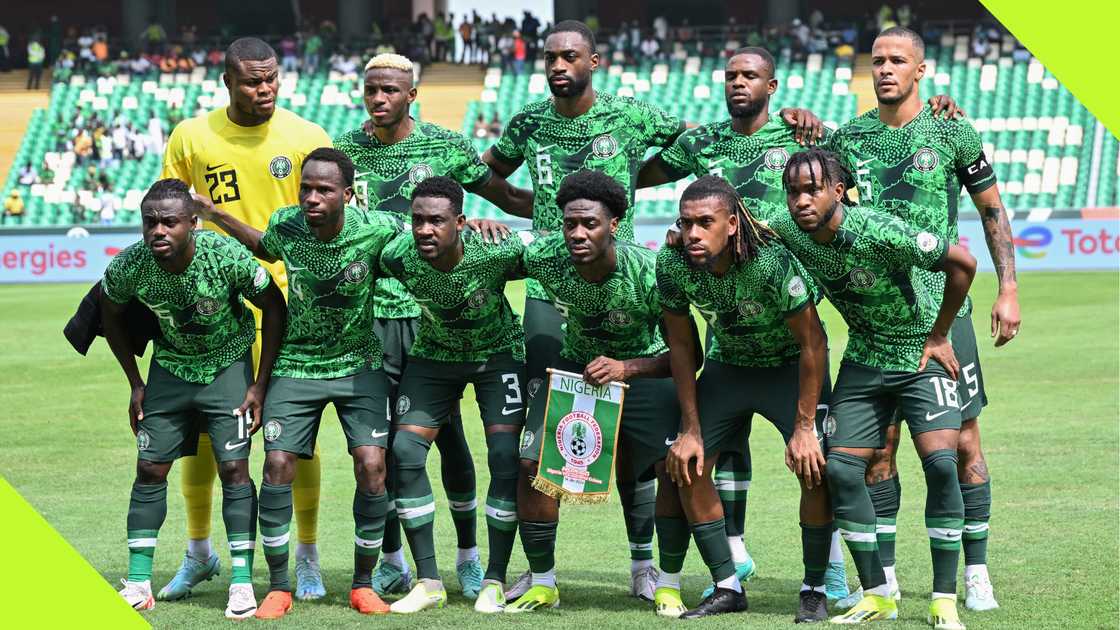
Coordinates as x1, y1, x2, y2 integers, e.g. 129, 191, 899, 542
781, 148, 852, 197
680, 175, 777, 264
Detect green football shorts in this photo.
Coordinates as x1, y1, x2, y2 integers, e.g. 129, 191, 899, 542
520, 358, 678, 481
261, 368, 391, 458
136, 353, 254, 463
523, 297, 564, 408
695, 359, 832, 456
829, 361, 963, 449
950, 312, 988, 419
396, 353, 527, 429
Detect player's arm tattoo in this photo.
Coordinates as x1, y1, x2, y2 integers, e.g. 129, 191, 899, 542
975, 192, 1017, 289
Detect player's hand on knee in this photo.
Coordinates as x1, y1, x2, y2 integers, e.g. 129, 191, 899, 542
236, 384, 265, 435
129, 384, 145, 435
786, 427, 826, 489
583, 356, 626, 385
920, 333, 959, 379
668, 432, 704, 486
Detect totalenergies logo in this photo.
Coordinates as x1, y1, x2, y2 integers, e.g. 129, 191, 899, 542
1013, 226, 1051, 259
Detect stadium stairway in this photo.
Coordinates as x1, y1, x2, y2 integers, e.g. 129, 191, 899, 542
0, 91, 49, 185
416, 62, 485, 130
851, 54, 876, 114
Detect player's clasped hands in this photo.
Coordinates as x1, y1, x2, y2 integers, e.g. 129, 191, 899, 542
785, 427, 826, 490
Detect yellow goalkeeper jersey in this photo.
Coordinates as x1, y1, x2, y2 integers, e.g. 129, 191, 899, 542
161, 106, 331, 287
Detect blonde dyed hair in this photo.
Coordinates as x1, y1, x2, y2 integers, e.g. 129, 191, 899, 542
364, 53, 414, 74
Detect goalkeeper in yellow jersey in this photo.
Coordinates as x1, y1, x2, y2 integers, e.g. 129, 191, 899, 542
159, 36, 332, 601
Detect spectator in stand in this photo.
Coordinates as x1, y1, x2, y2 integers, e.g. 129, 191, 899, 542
189, 47, 205, 67
459, 17, 474, 63
511, 30, 526, 75
52, 50, 75, 81
677, 19, 693, 44
653, 15, 668, 49
130, 52, 152, 75
0, 24, 10, 72
280, 35, 298, 73
92, 34, 108, 65
142, 20, 166, 54
434, 12, 454, 61
835, 39, 855, 61
181, 24, 197, 47
147, 113, 163, 154
487, 112, 502, 138
497, 29, 513, 73
303, 30, 323, 72
473, 113, 488, 138
3, 190, 24, 220
640, 32, 661, 60
27, 39, 45, 90
71, 200, 86, 224
206, 48, 222, 68
18, 163, 36, 185
416, 12, 434, 62
585, 11, 600, 35
521, 10, 541, 59
897, 4, 913, 28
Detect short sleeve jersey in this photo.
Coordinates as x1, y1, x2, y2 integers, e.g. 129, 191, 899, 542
260, 206, 403, 379
334, 120, 493, 320
827, 106, 995, 313
771, 206, 948, 372
656, 241, 813, 368
102, 231, 271, 383
523, 234, 667, 364
161, 107, 332, 289
379, 230, 528, 363
657, 116, 827, 223
490, 94, 684, 300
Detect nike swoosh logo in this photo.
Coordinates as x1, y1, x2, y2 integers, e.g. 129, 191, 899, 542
494, 511, 515, 519
224, 440, 248, 451
856, 157, 875, 167
205, 163, 228, 171
959, 398, 976, 410
925, 410, 952, 421
502, 407, 523, 416
665, 438, 677, 446
371, 429, 389, 438
229, 607, 256, 615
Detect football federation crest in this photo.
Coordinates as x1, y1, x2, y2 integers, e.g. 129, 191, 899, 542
396, 396, 411, 416
468, 288, 490, 309
520, 430, 535, 451
913, 148, 939, 173
344, 261, 370, 283
608, 309, 632, 327
195, 297, 221, 316
591, 134, 619, 159
916, 231, 939, 253
408, 163, 434, 185
269, 155, 293, 179
527, 377, 543, 399
555, 411, 603, 468
263, 421, 282, 442
849, 268, 877, 288
764, 147, 790, 171
737, 299, 764, 318
136, 429, 151, 451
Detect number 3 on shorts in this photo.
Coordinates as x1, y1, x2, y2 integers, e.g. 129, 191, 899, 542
502, 373, 522, 404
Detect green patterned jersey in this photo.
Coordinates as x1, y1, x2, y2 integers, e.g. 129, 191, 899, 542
657, 115, 826, 223
260, 205, 403, 379
770, 205, 948, 372
522, 234, 667, 364
334, 120, 493, 319
827, 106, 995, 314
656, 242, 812, 367
102, 230, 271, 384
379, 229, 528, 363
490, 93, 684, 299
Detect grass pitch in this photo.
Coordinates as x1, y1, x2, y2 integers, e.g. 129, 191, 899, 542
0, 272, 1117, 628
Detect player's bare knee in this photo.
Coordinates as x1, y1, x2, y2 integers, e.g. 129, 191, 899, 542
135, 459, 171, 484
216, 459, 250, 485
262, 451, 296, 485
353, 448, 387, 492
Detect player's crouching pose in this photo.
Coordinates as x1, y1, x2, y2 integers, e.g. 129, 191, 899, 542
105, 179, 286, 619
658, 176, 836, 622
773, 149, 976, 629
196, 148, 405, 619
377, 177, 528, 614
